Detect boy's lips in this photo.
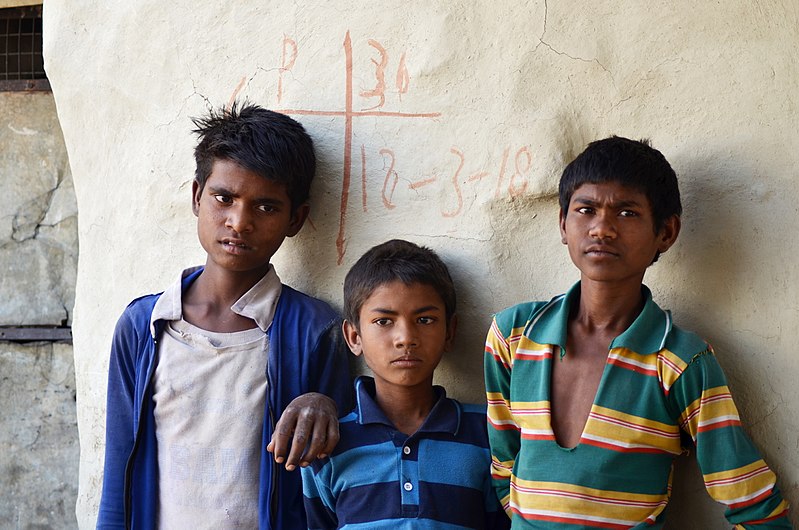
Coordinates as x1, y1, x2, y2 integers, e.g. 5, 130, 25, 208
585, 245, 619, 257
391, 355, 422, 367
221, 238, 250, 253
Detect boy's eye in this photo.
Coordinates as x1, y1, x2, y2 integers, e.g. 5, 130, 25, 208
417, 316, 436, 325
619, 210, 638, 217
373, 318, 392, 326
213, 194, 233, 204
576, 206, 594, 215
257, 204, 277, 213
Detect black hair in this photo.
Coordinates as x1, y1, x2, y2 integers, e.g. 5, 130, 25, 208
343, 239, 457, 328
191, 102, 315, 213
559, 136, 682, 232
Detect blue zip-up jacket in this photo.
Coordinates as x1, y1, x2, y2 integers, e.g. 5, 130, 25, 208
97, 269, 352, 529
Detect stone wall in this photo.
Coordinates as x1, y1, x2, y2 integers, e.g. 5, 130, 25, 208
1, 92, 77, 327
0, 91, 78, 529
0, 342, 78, 529
43, 2, 799, 528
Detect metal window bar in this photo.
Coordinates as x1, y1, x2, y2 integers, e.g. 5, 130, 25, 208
0, 6, 50, 91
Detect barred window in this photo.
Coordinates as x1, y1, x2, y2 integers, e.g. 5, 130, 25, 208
1, 5, 49, 91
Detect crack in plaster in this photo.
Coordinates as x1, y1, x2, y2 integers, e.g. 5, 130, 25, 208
749, 401, 782, 429
536, 0, 615, 85
191, 78, 213, 109
9, 167, 73, 244
406, 232, 494, 243
11, 189, 56, 243
605, 58, 683, 116
23, 425, 41, 449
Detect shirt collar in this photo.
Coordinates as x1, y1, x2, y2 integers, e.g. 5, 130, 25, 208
354, 376, 461, 436
149, 265, 283, 336
525, 281, 672, 356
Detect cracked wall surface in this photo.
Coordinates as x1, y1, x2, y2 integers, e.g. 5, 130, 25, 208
1, 92, 77, 326
42, 1, 799, 528
0, 90, 79, 529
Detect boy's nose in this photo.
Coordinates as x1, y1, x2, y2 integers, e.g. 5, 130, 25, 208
589, 213, 617, 240
225, 206, 253, 233
393, 321, 419, 349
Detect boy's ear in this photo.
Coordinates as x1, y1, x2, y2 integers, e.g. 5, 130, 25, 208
657, 215, 681, 254
342, 320, 363, 356
444, 314, 458, 352
286, 202, 310, 237
191, 179, 202, 217
559, 209, 568, 244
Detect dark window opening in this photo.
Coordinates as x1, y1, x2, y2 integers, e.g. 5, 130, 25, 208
1, 5, 50, 91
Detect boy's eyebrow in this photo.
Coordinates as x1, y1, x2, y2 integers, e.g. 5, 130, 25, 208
572, 195, 644, 208
368, 305, 442, 315
207, 185, 237, 197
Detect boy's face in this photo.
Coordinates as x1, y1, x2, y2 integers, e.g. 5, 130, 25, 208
559, 181, 680, 285
343, 281, 456, 393
192, 158, 309, 281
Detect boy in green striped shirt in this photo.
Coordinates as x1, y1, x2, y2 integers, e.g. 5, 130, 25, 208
484, 136, 791, 528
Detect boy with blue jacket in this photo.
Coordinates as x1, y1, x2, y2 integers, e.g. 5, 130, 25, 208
97, 103, 351, 529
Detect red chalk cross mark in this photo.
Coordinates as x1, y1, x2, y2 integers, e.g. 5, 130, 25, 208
276, 31, 442, 265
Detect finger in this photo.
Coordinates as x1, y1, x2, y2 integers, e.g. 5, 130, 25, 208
299, 417, 330, 467
270, 413, 299, 463
284, 413, 312, 471
319, 416, 340, 459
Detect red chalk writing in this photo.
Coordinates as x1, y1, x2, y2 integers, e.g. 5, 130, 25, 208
269, 32, 534, 264
276, 31, 441, 264
278, 35, 298, 104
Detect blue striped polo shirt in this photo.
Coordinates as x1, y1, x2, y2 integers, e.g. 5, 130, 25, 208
302, 376, 510, 529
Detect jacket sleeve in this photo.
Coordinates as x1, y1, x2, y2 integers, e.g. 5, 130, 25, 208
96, 308, 140, 529
484, 316, 518, 517
667, 349, 791, 528
308, 321, 353, 416
301, 462, 339, 530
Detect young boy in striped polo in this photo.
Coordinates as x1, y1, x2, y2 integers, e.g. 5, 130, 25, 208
485, 136, 791, 528
302, 239, 510, 529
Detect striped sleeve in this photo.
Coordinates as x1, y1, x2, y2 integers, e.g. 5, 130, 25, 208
301, 460, 338, 530
667, 350, 791, 528
484, 315, 517, 516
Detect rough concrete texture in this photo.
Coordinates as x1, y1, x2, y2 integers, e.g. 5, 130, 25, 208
0, 92, 77, 326
43, 1, 799, 528
0, 342, 78, 529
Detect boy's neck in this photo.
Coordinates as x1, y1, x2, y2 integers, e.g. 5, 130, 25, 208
573, 277, 646, 334
373, 380, 438, 436
181, 263, 269, 332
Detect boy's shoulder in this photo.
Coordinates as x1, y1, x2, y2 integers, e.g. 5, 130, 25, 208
459, 401, 487, 415
636, 289, 711, 362
455, 400, 491, 448
117, 292, 163, 330
492, 297, 559, 338
660, 316, 712, 363
276, 284, 339, 323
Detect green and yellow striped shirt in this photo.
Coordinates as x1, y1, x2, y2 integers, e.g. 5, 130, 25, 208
484, 283, 790, 529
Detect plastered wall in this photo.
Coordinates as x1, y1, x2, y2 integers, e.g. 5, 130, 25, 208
43, 2, 799, 528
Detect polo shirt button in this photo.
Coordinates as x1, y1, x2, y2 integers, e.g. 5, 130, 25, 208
403, 446, 411, 455
404, 482, 413, 491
